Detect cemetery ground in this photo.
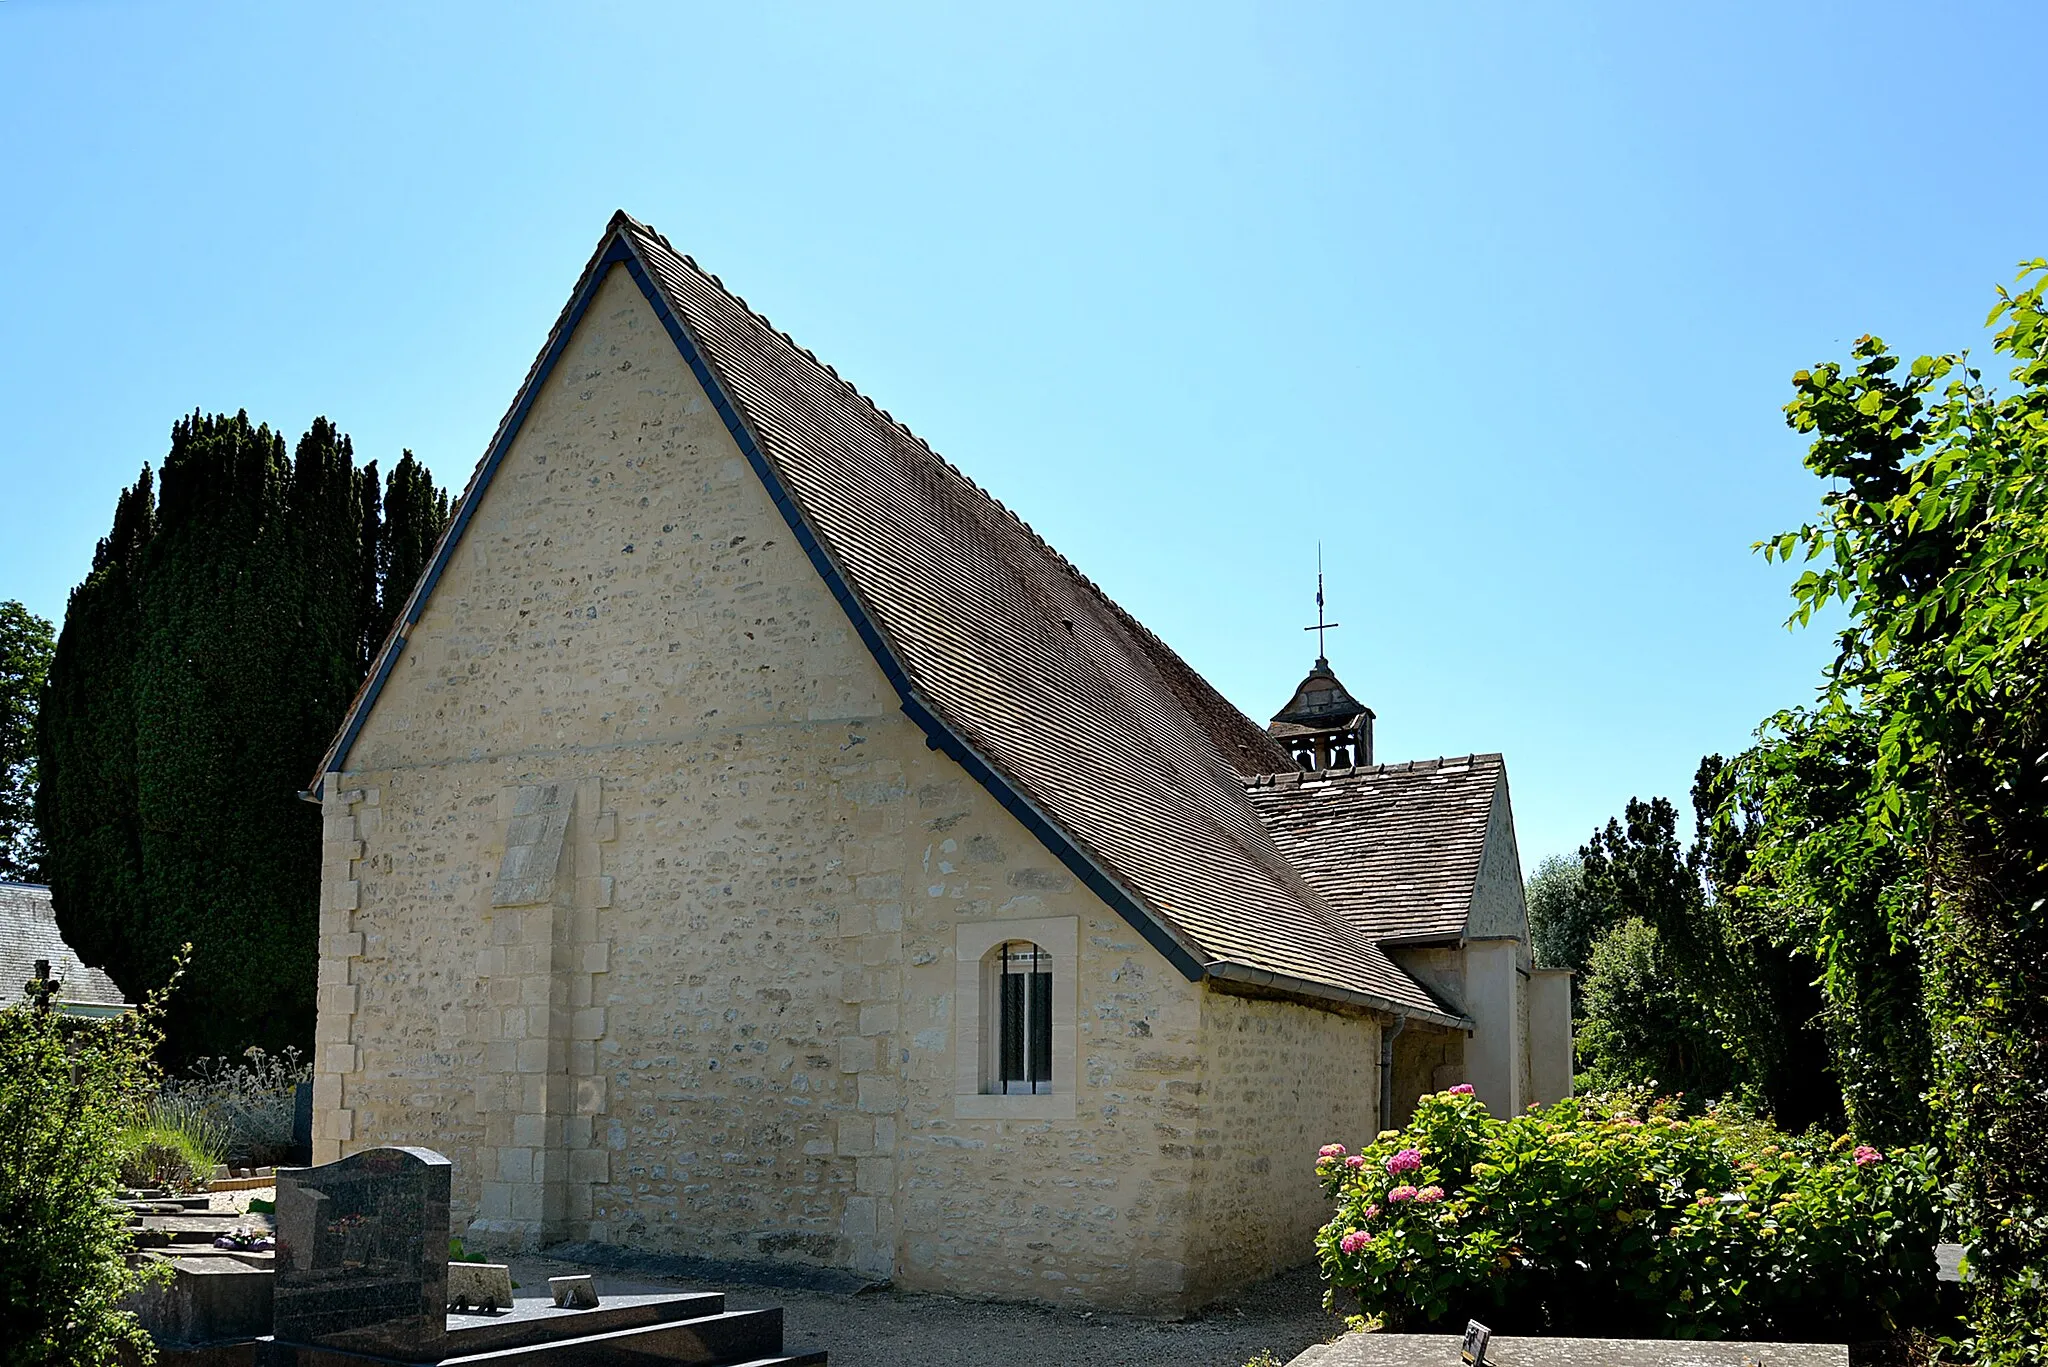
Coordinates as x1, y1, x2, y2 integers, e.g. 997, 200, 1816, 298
503, 1251, 1341, 1367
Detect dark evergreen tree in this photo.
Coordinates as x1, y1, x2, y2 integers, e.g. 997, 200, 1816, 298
353, 460, 382, 669
131, 411, 310, 1059
38, 413, 449, 1063
37, 469, 154, 983
377, 450, 447, 638
291, 418, 372, 793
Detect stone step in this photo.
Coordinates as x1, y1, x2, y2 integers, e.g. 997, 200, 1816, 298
439, 1307, 795, 1366
125, 1196, 215, 1212
445, 1292, 726, 1356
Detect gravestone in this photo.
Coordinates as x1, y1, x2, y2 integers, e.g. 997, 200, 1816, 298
549, 1274, 599, 1309
273, 1146, 451, 1360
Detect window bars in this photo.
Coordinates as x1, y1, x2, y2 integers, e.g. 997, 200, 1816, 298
996, 941, 1053, 1095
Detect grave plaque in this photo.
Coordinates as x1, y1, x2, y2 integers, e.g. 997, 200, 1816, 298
273, 1146, 451, 1360
1461, 1320, 1492, 1366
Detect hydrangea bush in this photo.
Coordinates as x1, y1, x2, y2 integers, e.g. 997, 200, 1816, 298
1316, 1087, 1942, 1340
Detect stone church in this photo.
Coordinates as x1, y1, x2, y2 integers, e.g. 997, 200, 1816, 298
305, 212, 1571, 1313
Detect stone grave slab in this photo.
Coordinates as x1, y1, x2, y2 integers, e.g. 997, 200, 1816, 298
272, 1146, 450, 1360
447, 1261, 515, 1312
548, 1274, 598, 1309
1291, 1333, 1849, 1367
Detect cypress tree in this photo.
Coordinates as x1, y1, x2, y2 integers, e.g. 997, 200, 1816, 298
37, 469, 155, 991
41, 414, 448, 1062
291, 419, 371, 784
131, 412, 310, 1060
377, 451, 448, 636
354, 460, 383, 669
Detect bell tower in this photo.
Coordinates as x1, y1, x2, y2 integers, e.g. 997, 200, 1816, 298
1268, 560, 1375, 770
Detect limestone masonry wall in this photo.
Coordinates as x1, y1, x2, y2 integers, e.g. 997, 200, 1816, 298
310, 262, 1365, 1310
1188, 992, 1379, 1305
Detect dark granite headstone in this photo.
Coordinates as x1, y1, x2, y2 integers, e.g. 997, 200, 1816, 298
291, 1081, 313, 1165
273, 1146, 450, 1361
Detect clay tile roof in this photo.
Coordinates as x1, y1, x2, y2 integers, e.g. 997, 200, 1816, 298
618, 220, 1457, 1019
1242, 755, 1504, 944
0, 881, 131, 1012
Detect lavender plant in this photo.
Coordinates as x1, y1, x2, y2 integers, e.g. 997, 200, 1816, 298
161, 1046, 309, 1168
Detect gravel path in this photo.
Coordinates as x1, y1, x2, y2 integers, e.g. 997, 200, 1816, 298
507, 1254, 1347, 1367
205, 1186, 275, 1216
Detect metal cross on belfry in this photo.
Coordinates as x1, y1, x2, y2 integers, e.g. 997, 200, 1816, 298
1303, 544, 1340, 664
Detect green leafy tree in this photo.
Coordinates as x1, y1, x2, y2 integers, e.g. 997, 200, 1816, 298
1753, 260, 2048, 1361
1569, 777, 1841, 1130
1525, 853, 1598, 975
130, 411, 312, 1059
1732, 715, 1929, 1149
0, 602, 55, 881
1575, 917, 1732, 1100
1, 972, 176, 1366
1686, 756, 1839, 1134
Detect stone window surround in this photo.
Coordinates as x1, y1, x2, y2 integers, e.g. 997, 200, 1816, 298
953, 915, 1078, 1121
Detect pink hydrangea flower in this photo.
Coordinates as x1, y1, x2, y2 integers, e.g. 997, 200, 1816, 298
1388, 1185, 1420, 1203
1318, 1143, 1347, 1159
1344, 1154, 1366, 1170
1363, 1204, 1380, 1220
1853, 1145, 1884, 1168
1448, 1084, 1475, 1096
1386, 1148, 1424, 1176
1416, 1185, 1446, 1204
1339, 1230, 1371, 1255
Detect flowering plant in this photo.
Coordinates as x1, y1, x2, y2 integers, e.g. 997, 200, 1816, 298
1315, 1086, 1941, 1339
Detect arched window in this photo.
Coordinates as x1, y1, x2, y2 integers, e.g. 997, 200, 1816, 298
988, 940, 1052, 1095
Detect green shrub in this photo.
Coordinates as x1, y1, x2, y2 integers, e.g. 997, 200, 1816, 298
1316, 1087, 1941, 1341
115, 1097, 226, 1192
0, 988, 172, 1366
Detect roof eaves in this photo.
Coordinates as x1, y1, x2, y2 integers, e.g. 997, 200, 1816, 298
1206, 960, 1467, 1030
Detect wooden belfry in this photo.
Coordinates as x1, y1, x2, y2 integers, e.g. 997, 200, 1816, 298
1267, 560, 1375, 771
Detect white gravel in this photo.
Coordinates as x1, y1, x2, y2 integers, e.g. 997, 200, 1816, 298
505, 1255, 1346, 1367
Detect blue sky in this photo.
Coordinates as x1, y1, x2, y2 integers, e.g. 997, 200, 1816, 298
2, 2, 2040, 869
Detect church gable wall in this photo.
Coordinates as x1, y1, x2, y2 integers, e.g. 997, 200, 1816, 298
1463, 775, 1531, 958
315, 264, 1212, 1309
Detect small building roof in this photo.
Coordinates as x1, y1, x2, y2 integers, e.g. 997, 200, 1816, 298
1269, 659, 1374, 731
0, 881, 132, 1014
1243, 755, 1506, 945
